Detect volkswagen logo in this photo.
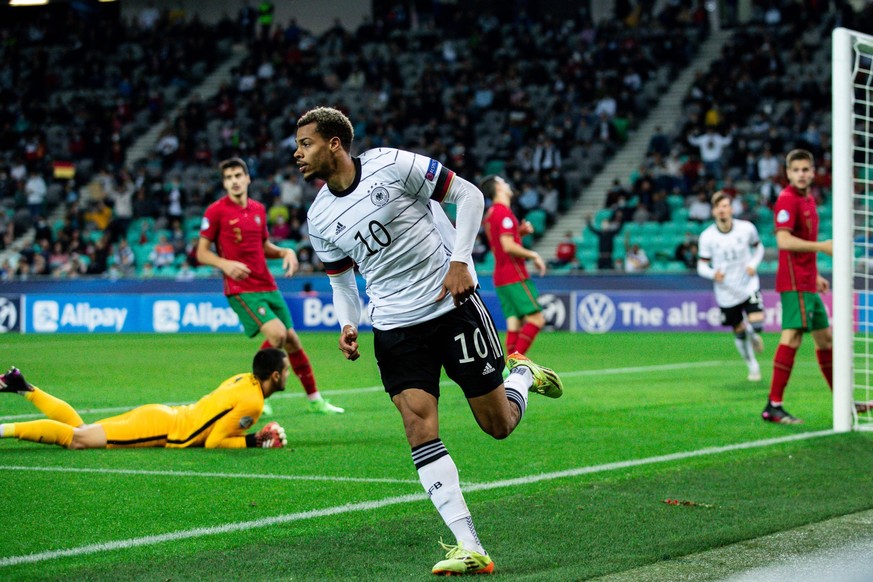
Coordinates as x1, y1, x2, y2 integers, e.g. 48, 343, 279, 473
577, 293, 616, 334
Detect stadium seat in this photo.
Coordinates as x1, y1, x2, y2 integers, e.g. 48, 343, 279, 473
525, 209, 547, 235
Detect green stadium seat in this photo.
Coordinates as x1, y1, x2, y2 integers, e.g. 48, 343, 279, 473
622, 222, 643, 237
640, 222, 661, 236
672, 208, 689, 224
475, 251, 495, 275
185, 216, 203, 234
667, 195, 685, 211
819, 204, 832, 219
525, 209, 547, 234
594, 208, 614, 225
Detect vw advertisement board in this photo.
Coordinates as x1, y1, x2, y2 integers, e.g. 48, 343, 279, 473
573, 290, 828, 333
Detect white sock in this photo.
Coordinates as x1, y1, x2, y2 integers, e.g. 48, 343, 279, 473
503, 366, 531, 419
413, 441, 485, 555
734, 336, 751, 364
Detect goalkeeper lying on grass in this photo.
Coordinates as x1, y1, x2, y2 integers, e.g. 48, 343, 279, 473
0, 348, 289, 450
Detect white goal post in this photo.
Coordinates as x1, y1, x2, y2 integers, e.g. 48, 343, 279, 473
832, 27, 873, 432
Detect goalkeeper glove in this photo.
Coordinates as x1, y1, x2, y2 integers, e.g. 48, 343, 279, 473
255, 421, 287, 448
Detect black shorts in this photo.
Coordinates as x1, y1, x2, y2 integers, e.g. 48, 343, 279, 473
720, 291, 764, 328
373, 292, 506, 399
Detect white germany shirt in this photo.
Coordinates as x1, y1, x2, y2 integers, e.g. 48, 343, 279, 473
307, 148, 470, 330
697, 219, 762, 308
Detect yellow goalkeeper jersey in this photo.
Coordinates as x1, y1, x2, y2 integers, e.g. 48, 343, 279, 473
166, 372, 265, 448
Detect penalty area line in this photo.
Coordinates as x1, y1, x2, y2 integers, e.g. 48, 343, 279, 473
0, 429, 836, 568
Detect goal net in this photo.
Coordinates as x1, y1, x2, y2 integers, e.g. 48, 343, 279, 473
833, 27, 873, 432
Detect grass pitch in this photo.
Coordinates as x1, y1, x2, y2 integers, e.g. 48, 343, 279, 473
0, 331, 870, 580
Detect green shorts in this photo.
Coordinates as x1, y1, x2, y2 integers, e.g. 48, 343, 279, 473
228, 291, 294, 338
780, 291, 829, 331
495, 279, 541, 320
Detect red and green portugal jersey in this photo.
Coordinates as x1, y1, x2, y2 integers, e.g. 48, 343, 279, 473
483, 202, 530, 287
200, 196, 277, 296
773, 185, 819, 293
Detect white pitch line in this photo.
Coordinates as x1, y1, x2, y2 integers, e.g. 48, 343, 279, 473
0, 465, 419, 484
0, 360, 729, 421
0, 429, 837, 568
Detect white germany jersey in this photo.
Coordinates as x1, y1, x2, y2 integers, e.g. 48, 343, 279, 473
307, 148, 469, 330
698, 219, 762, 308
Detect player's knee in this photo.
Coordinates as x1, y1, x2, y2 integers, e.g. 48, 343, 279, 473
482, 417, 514, 440
734, 330, 747, 340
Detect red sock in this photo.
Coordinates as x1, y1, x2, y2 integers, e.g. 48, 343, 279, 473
288, 349, 317, 396
769, 344, 797, 404
514, 322, 542, 355
816, 348, 833, 390
260, 339, 276, 350
505, 331, 519, 355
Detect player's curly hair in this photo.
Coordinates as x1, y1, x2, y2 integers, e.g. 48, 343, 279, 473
297, 107, 354, 152
252, 348, 287, 381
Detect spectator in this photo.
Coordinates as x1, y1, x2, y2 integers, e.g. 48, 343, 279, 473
549, 232, 579, 270
586, 215, 622, 270
150, 234, 175, 270
106, 171, 135, 242
24, 172, 47, 219
674, 232, 698, 269
624, 243, 650, 273
688, 191, 712, 222
757, 146, 780, 182
271, 215, 292, 240
687, 127, 733, 181
84, 199, 113, 232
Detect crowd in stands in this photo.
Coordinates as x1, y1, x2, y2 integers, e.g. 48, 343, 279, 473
3, 0, 870, 281
578, 0, 872, 273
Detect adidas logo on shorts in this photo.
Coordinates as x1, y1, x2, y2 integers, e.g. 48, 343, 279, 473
482, 362, 495, 375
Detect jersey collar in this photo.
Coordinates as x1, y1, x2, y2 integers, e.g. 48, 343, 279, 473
329, 157, 362, 197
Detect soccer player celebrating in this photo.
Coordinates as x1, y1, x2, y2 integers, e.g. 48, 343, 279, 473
480, 175, 547, 355
697, 191, 766, 381
295, 106, 563, 576
0, 349, 289, 449
764, 149, 833, 424
197, 157, 343, 414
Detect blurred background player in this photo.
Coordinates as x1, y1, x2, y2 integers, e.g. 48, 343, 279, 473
197, 157, 343, 415
764, 149, 833, 424
697, 191, 765, 382
480, 175, 547, 355
0, 348, 289, 449
297, 107, 563, 576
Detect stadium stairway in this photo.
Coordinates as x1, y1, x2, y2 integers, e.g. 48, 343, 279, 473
533, 28, 732, 259
123, 43, 248, 167
0, 45, 248, 268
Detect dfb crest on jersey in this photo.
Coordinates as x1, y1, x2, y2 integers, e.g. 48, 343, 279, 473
370, 186, 390, 207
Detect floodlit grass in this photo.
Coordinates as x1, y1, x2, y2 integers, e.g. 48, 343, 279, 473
0, 332, 870, 580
